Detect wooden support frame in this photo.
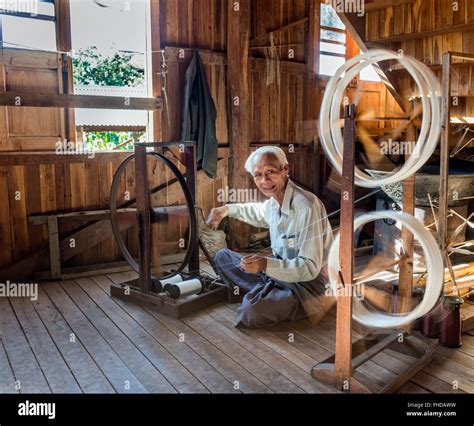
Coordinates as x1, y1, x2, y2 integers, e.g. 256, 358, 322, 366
439, 52, 474, 327
227, 0, 251, 249
311, 105, 435, 393
0, 91, 163, 110
134, 144, 153, 292
335, 104, 356, 387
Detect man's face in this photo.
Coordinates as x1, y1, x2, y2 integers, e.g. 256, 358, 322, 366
251, 154, 289, 200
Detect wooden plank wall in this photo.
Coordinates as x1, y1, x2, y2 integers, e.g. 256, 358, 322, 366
158, 0, 229, 249
365, 0, 474, 147
0, 0, 231, 272
248, 0, 404, 197
0, 0, 411, 270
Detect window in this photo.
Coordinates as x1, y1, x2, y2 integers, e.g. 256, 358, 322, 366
70, 0, 151, 151
319, 3, 346, 76
319, 3, 381, 81
0, 1, 57, 51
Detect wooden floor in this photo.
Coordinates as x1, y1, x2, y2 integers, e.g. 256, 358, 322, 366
1, 270, 474, 394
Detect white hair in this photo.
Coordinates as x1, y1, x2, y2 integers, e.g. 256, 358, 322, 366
244, 146, 289, 174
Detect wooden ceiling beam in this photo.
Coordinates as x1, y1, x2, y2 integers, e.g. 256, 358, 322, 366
371, 22, 474, 44
364, 0, 415, 12
336, 11, 408, 112
0, 91, 162, 110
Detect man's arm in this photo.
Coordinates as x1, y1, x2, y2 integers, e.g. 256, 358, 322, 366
206, 200, 270, 229
226, 202, 270, 228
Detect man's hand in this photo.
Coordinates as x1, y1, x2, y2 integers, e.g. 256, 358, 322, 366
240, 255, 268, 275
206, 206, 229, 229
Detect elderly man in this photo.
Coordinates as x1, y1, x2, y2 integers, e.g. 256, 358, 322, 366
207, 146, 334, 328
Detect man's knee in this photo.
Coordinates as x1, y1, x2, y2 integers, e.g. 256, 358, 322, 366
236, 292, 299, 328
214, 248, 233, 267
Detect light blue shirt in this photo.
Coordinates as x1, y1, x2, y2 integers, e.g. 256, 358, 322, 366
227, 180, 333, 283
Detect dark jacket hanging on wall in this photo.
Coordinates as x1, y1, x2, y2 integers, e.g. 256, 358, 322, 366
181, 50, 218, 178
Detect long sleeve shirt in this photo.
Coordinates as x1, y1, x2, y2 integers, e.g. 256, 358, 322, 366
227, 180, 333, 283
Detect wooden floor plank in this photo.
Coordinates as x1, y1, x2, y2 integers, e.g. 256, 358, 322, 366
81, 276, 235, 393
385, 348, 470, 393
183, 310, 305, 393
42, 282, 147, 393
104, 273, 272, 393
412, 370, 465, 394
0, 338, 18, 393
208, 306, 337, 393
61, 279, 187, 393
215, 305, 318, 370
397, 381, 431, 393
9, 297, 82, 393
33, 287, 115, 393
246, 320, 333, 364
0, 297, 51, 393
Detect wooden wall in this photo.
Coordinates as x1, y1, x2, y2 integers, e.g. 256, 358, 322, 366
0, 0, 231, 272
365, 0, 474, 147
0, 0, 414, 274
247, 0, 404, 200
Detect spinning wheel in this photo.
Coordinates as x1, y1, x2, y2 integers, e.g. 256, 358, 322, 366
109, 148, 198, 284
108, 142, 227, 318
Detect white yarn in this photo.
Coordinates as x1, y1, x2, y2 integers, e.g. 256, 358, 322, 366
327, 211, 444, 329
319, 49, 442, 188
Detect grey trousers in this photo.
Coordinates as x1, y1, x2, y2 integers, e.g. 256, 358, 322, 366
214, 248, 332, 328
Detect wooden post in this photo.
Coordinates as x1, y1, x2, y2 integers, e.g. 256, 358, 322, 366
55, 0, 75, 143
135, 145, 152, 292
227, 0, 251, 249
47, 216, 61, 280
334, 104, 356, 390
185, 144, 200, 276
307, 0, 320, 77
397, 123, 416, 317
150, 0, 163, 143
439, 53, 451, 253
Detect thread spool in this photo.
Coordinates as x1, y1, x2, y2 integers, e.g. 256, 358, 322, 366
153, 274, 184, 293
164, 279, 203, 300
439, 295, 463, 348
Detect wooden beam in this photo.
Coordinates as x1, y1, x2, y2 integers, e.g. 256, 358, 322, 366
250, 17, 309, 46
397, 123, 416, 319
55, 0, 75, 143
374, 23, 474, 44
0, 151, 132, 166
250, 57, 306, 74
337, 10, 407, 113
135, 145, 153, 291
307, 0, 320, 76
0, 91, 162, 110
334, 105, 356, 390
439, 53, 452, 251
364, 0, 415, 12
151, 0, 163, 142
164, 46, 227, 66
227, 0, 251, 249
47, 216, 61, 279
